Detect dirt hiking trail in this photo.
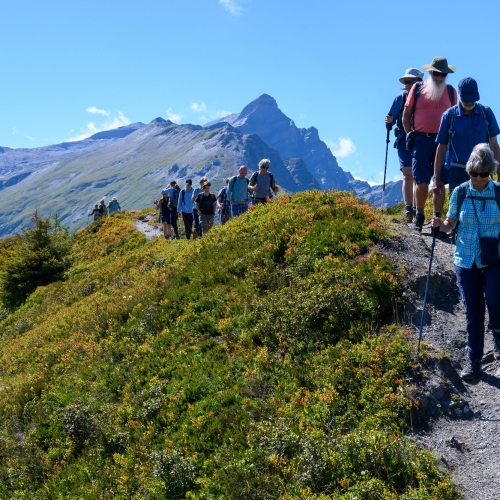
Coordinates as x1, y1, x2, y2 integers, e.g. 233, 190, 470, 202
389, 219, 500, 500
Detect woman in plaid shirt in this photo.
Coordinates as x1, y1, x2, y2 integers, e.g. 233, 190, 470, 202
432, 143, 500, 381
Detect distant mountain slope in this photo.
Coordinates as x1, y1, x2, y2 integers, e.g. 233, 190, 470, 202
0, 119, 299, 236
0, 123, 145, 189
206, 94, 349, 189
346, 172, 403, 208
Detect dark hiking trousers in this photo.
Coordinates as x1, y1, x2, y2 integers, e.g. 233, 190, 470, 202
181, 212, 194, 240
455, 262, 500, 359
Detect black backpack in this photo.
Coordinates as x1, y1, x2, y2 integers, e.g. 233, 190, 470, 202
169, 187, 180, 209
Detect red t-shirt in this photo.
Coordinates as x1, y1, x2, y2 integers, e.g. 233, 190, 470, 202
405, 82, 457, 134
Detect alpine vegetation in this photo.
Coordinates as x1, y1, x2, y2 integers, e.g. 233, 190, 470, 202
0, 191, 458, 498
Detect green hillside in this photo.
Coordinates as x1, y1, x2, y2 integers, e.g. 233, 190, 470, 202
0, 192, 458, 499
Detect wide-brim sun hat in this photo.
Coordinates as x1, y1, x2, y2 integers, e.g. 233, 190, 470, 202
422, 56, 456, 74
399, 68, 424, 83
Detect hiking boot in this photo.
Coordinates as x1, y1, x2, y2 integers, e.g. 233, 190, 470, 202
493, 333, 500, 360
413, 213, 425, 232
404, 207, 414, 223
460, 357, 481, 381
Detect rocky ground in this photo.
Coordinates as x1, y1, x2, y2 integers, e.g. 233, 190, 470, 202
386, 218, 500, 500
134, 213, 163, 240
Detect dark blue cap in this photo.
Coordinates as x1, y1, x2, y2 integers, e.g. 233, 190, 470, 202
459, 77, 480, 102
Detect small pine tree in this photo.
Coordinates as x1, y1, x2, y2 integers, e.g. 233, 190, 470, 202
0, 212, 73, 309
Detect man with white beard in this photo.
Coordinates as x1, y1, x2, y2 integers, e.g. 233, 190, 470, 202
434, 77, 500, 198
403, 56, 457, 231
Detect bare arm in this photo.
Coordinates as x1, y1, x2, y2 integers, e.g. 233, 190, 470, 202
431, 216, 457, 233
402, 106, 413, 134
433, 143, 447, 194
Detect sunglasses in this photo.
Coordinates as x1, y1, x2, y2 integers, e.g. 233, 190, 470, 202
469, 171, 490, 178
402, 80, 416, 85
260, 165, 269, 169
431, 70, 447, 77
203, 184, 211, 188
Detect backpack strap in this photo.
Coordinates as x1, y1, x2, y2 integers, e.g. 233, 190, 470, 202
411, 82, 423, 129
478, 104, 491, 143
397, 91, 408, 129
447, 84, 455, 105
181, 189, 186, 205
444, 106, 457, 168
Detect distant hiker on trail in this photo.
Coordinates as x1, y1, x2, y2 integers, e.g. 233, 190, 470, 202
196, 181, 217, 235
385, 68, 423, 222
403, 56, 457, 231
217, 177, 231, 224
156, 189, 172, 240
192, 176, 208, 237
108, 196, 121, 214
99, 199, 108, 216
166, 181, 180, 240
89, 204, 102, 221
433, 78, 500, 233
431, 144, 500, 381
178, 179, 195, 239
249, 159, 279, 205
227, 166, 251, 217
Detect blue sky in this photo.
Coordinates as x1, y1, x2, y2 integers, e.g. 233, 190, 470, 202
1, 0, 496, 186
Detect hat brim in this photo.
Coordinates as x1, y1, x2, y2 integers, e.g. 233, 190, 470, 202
460, 93, 480, 102
422, 63, 456, 73
399, 76, 420, 83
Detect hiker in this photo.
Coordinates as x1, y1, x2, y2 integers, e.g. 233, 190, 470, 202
156, 189, 172, 239
217, 177, 231, 224
431, 144, 500, 381
89, 204, 102, 221
402, 56, 457, 231
99, 199, 108, 216
178, 179, 195, 239
108, 196, 121, 214
434, 78, 500, 228
195, 181, 217, 234
192, 176, 207, 237
385, 68, 423, 222
249, 159, 279, 204
227, 166, 251, 217
166, 181, 180, 239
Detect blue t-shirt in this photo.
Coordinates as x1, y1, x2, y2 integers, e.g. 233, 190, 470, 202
436, 103, 500, 167
447, 180, 500, 269
178, 188, 194, 213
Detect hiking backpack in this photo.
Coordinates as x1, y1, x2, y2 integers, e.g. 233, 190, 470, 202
454, 181, 500, 229
444, 104, 491, 168
169, 188, 180, 209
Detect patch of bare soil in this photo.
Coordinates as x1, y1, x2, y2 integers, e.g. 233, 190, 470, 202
383, 219, 500, 500
134, 213, 163, 240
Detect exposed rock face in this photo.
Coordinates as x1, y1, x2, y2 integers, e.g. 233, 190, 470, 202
346, 172, 403, 208
207, 94, 350, 189
283, 158, 321, 191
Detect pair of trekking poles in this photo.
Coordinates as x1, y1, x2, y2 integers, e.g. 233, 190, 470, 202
382, 123, 435, 354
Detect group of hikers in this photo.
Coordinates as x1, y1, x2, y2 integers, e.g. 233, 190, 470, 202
155, 158, 279, 240
88, 197, 121, 221
386, 56, 500, 381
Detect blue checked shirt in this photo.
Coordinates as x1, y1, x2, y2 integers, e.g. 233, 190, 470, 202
447, 179, 500, 268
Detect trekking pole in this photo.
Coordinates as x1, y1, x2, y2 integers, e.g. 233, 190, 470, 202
381, 123, 392, 212
417, 228, 438, 354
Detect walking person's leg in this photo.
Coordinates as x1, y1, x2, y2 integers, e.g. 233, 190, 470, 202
483, 263, 500, 358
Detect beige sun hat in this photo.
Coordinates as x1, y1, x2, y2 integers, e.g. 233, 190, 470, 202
422, 56, 456, 74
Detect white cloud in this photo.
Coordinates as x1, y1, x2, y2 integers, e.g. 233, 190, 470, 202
329, 137, 356, 158
219, 0, 244, 16
12, 127, 17, 135
191, 102, 207, 112
200, 116, 207, 121
86, 106, 110, 116
25, 133, 35, 141
68, 110, 131, 142
166, 108, 183, 123
211, 110, 231, 118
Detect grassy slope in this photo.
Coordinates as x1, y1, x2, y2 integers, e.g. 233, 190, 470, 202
0, 191, 458, 499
